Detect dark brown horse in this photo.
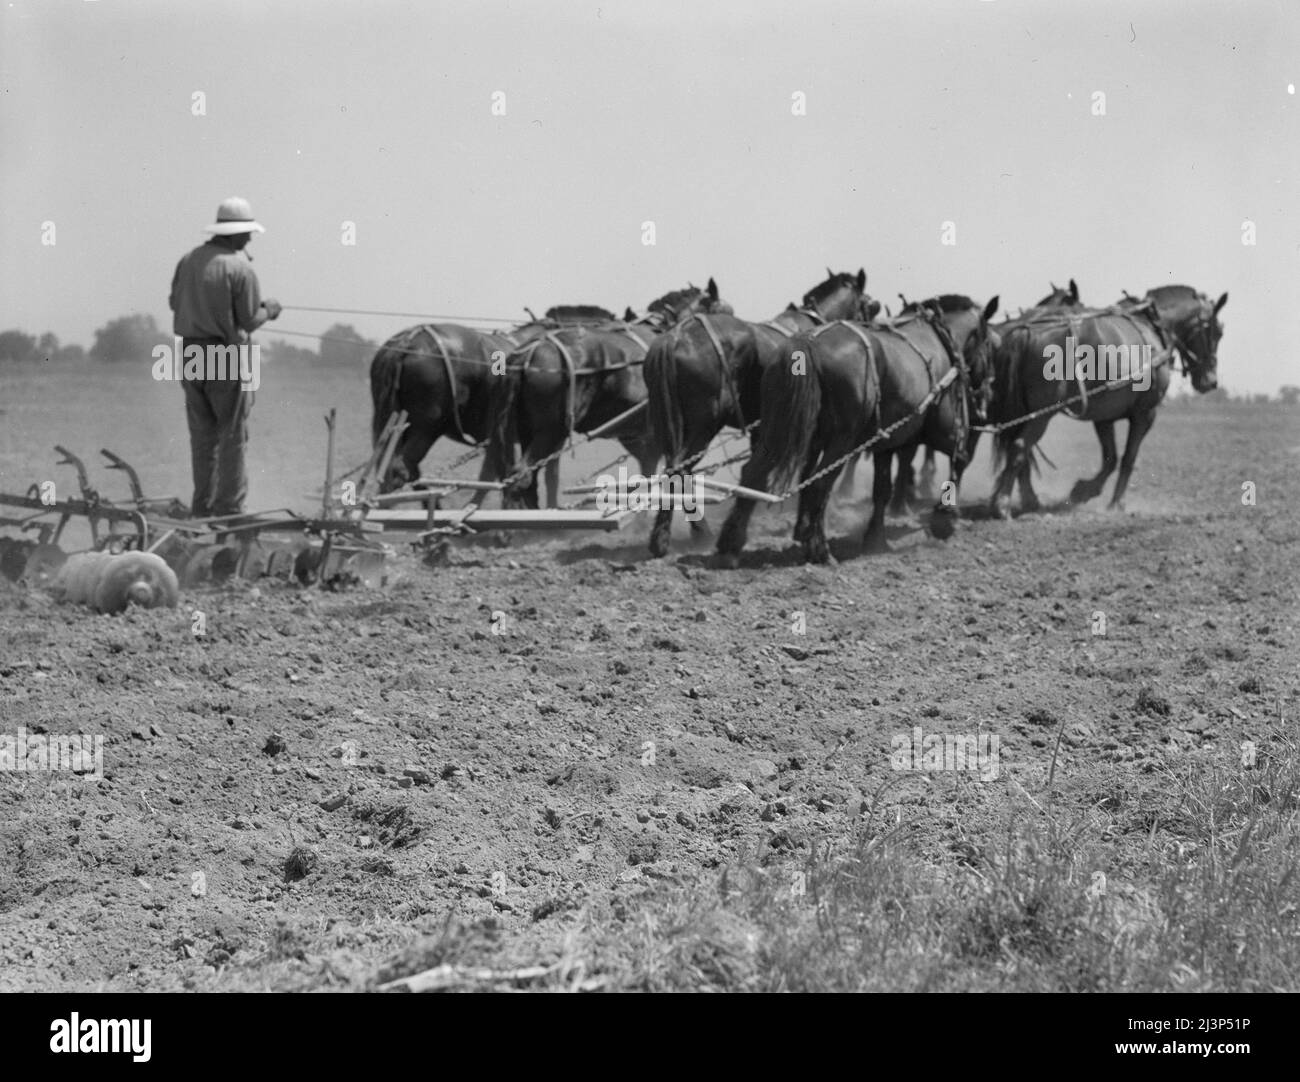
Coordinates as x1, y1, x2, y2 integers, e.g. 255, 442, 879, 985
369, 306, 618, 493
989, 284, 1226, 516
851, 279, 1083, 512
716, 294, 1000, 566
488, 281, 732, 509
643, 269, 878, 556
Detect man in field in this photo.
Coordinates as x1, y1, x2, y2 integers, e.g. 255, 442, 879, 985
168, 197, 282, 518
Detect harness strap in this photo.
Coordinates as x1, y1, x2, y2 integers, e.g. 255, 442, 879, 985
617, 325, 650, 352
876, 320, 940, 388
544, 332, 580, 438
811, 319, 874, 351
813, 321, 882, 435
916, 309, 980, 466
420, 324, 474, 445
690, 314, 745, 430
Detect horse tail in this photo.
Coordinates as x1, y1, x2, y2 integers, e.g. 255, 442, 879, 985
991, 330, 1029, 475
485, 342, 527, 483
369, 336, 405, 445
760, 335, 823, 496
644, 332, 684, 468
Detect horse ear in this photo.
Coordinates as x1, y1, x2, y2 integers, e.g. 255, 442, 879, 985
1069, 279, 1079, 301
982, 295, 1000, 322
623, 307, 636, 322
1214, 291, 1228, 315
707, 277, 718, 299
826, 266, 833, 279
856, 268, 867, 290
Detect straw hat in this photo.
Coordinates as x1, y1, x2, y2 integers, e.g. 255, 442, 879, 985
203, 196, 266, 236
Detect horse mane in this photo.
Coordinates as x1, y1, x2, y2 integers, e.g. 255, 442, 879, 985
901, 294, 977, 315
544, 305, 618, 323
801, 272, 857, 308
1143, 284, 1199, 307
647, 287, 702, 314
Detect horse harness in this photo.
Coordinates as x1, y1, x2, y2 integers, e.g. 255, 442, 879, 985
513, 323, 653, 436
678, 313, 748, 430
809, 320, 885, 436
415, 324, 480, 446
762, 305, 827, 339
812, 309, 979, 464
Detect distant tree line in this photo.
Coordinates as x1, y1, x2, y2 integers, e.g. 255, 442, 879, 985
1167, 385, 1299, 407
0, 314, 376, 367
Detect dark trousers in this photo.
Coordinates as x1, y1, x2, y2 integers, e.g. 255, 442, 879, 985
181, 338, 252, 518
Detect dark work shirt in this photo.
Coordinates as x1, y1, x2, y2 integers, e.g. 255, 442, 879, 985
169, 241, 262, 344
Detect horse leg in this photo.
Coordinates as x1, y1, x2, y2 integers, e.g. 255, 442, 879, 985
917, 447, 938, 502
891, 444, 918, 515
1017, 459, 1042, 514
541, 458, 561, 509
715, 443, 776, 568
836, 454, 858, 499
470, 451, 497, 509
863, 449, 893, 554
801, 458, 851, 564
505, 435, 559, 510
991, 416, 1050, 519
1108, 411, 1156, 511
930, 454, 965, 541
387, 424, 435, 492
792, 445, 823, 544
1069, 421, 1118, 505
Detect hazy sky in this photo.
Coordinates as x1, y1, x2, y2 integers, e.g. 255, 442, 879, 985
2, 0, 1295, 392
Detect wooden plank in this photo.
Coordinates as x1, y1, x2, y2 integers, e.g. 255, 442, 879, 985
366, 488, 457, 506
411, 478, 506, 492
366, 508, 631, 531
696, 477, 783, 503
583, 400, 647, 439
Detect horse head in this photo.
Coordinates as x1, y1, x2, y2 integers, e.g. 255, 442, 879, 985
911, 294, 1001, 423
645, 278, 729, 328
1146, 285, 1226, 393
801, 268, 871, 322
966, 296, 1002, 421
1035, 279, 1082, 309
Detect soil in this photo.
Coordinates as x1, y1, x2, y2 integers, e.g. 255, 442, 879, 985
0, 404, 1296, 990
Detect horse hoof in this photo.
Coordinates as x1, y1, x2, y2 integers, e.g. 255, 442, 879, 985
648, 534, 669, 559
929, 512, 957, 541
688, 518, 713, 538
711, 551, 740, 571
1068, 482, 1095, 505
805, 541, 832, 565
